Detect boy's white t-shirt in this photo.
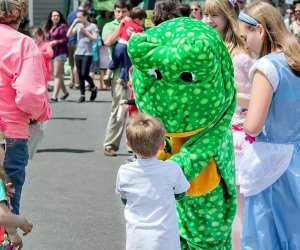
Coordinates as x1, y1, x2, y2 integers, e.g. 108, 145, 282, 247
116, 158, 190, 250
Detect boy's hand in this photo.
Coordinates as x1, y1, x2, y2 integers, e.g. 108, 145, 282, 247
126, 27, 134, 37
120, 16, 130, 26
119, 99, 126, 105
19, 219, 33, 236
8, 232, 23, 250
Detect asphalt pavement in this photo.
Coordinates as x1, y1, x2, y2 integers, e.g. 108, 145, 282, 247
21, 84, 128, 249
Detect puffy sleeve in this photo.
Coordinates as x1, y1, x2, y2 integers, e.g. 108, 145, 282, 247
12, 39, 51, 121
232, 52, 254, 93
249, 57, 279, 92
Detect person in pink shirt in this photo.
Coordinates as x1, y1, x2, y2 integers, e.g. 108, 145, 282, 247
103, 7, 147, 86
0, 0, 51, 215
32, 27, 54, 84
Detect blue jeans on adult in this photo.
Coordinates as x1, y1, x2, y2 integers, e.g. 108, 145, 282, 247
4, 138, 28, 215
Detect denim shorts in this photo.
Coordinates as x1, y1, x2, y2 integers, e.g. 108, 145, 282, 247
52, 53, 68, 62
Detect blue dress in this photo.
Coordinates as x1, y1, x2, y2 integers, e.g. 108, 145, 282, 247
240, 52, 300, 250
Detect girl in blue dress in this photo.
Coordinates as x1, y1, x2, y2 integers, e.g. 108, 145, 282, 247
238, 2, 300, 249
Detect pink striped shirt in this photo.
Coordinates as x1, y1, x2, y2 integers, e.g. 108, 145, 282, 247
0, 24, 51, 138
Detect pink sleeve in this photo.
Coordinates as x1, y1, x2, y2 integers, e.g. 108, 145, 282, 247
12, 41, 51, 121
232, 53, 255, 94
43, 42, 53, 59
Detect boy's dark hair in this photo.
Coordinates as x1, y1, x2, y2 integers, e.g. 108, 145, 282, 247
178, 3, 191, 17
151, 0, 181, 26
126, 113, 165, 158
114, 0, 131, 10
130, 7, 147, 20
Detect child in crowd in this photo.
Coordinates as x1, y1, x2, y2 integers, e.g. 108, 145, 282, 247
89, 19, 102, 90
204, 0, 254, 248
116, 113, 190, 250
0, 118, 33, 249
103, 7, 147, 87
32, 27, 53, 90
238, 2, 300, 249
119, 67, 138, 163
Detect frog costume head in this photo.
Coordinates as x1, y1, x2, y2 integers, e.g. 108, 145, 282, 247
128, 17, 235, 134
128, 17, 236, 249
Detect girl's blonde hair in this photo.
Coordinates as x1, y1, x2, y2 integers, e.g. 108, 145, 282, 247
243, 2, 300, 75
0, 0, 28, 24
32, 26, 45, 40
205, 0, 247, 55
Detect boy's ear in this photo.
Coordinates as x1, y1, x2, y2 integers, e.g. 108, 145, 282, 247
159, 140, 166, 150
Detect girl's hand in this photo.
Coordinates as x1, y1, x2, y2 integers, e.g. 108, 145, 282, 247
5, 181, 15, 198
49, 40, 57, 47
19, 218, 33, 236
8, 232, 23, 250
80, 28, 89, 37
74, 18, 81, 24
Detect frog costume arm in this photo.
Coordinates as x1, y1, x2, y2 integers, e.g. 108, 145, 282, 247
128, 17, 236, 249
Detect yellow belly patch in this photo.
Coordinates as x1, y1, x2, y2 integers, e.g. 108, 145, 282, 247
186, 158, 221, 196
158, 132, 221, 197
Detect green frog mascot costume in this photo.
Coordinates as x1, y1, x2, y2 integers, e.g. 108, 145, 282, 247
128, 17, 237, 249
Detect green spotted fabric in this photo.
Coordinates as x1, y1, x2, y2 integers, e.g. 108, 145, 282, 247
128, 17, 237, 249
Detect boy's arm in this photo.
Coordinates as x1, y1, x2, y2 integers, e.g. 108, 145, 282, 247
121, 198, 127, 205
115, 170, 127, 205
175, 192, 186, 200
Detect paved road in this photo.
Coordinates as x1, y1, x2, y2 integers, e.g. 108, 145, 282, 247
21, 87, 129, 249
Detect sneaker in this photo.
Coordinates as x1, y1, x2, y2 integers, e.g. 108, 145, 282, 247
90, 87, 97, 101
103, 75, 112, 87
104, 148, 117, 156
74, 85, 80, 90
60, 92, 69, 100
49, 97, 58, 103
77, 96, 85, 103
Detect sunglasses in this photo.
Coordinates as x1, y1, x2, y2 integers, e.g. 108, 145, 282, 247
295, 10, 300, 14
0, 139, 6, 153
191, 8, 199, 11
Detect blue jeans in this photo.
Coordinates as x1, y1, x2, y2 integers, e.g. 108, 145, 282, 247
4, 138, 28, 215
108, 43, 132, 81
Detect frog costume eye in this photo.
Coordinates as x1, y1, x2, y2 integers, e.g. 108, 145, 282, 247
180, 72, 194, 82
148, 69, 163, 80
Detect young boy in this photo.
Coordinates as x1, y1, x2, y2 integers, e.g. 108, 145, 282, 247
115, 113, 190, 250
103, 7, 147, 87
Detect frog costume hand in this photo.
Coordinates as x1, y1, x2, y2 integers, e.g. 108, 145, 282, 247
128, 17, 236, 249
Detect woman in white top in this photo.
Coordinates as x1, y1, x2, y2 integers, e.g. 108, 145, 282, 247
67, 10, 99, 103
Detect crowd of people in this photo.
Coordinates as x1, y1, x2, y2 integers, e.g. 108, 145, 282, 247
0, 0, 300, 249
